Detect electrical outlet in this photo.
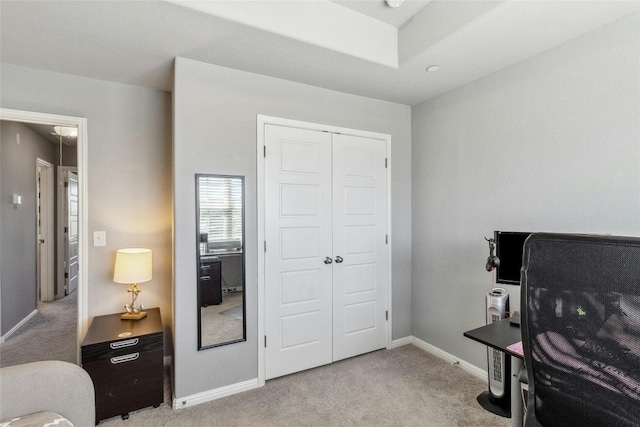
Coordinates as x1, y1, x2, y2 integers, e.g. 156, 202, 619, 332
93, 231, 106, 247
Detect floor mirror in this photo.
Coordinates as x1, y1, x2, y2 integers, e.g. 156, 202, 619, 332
195, 174, 246, 349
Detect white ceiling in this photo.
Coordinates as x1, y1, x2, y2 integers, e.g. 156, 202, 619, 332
330, 0, 432, 27
1, 1, 638, 106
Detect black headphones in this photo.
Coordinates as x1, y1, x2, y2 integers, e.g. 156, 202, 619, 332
485, 237, 500, 272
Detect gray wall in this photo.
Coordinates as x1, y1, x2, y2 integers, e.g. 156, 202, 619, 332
0, 121, 55, 335
411, 13, 640, 370
0, 64, 173, 346
173, 58, 412, 399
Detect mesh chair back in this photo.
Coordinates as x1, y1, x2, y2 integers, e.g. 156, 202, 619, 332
521, 234, 640, 427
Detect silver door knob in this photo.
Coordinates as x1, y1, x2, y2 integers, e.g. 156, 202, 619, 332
335, 256, 343, 263
324, 257, 333, 264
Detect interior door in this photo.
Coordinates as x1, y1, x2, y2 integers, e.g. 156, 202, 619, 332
264, 124, 334, 379
264, 124, 389, 379
65, 171, 79, 295
38, 162, 55, 302
331, 134, 388, 361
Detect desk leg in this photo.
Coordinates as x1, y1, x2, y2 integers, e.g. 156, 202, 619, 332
510, 356, 523, 427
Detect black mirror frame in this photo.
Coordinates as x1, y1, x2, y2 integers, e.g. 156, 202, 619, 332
195, 173, 246, 350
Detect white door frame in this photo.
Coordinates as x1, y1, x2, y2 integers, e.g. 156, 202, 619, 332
0, 108, 88, 364
256, 114, 392, 386
36, 158, 55, 302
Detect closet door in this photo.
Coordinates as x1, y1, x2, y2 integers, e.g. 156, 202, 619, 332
264, 125, 333, 379
332, 134, 388, 361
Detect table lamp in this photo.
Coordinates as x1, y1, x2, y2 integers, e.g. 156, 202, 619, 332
113, 248, 152, 320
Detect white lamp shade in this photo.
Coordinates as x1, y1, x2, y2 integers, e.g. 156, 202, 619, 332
113, 248, 152, 284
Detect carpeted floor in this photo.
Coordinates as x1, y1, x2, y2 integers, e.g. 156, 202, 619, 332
0, 293, 510, 426
99, 345, 510, 427
0, 291, 77, 367
200, 292, 243, 346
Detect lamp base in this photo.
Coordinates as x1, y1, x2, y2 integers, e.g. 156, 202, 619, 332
121, 311, 147, 320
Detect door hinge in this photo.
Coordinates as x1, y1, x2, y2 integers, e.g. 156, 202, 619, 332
64, 272, 69, 279
263, 146, 266, 158
386, 310, 389, 321
385, 158, 388, 168
385, 234, 388, 244
64, 226, 68, 233
264, 336, 267, 347
264, 241, 267, 252
64, 182, 69, 188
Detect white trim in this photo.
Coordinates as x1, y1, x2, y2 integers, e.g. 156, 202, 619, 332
256, 114, 392, 387
390, 336, 413, 349
409, 335, 487, 381
172, 378, 259, 409
0, 108, 88, 365
256, 116, 266, 387
385, 133, 392, 350
1, 309, 37, 343
36, 158, 54, 168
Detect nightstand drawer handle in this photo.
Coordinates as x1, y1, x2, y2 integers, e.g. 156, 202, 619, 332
110, 338, 139, 349
111, 353, 139, 364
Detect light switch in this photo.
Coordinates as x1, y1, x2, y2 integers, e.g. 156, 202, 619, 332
93, 231, 106, 247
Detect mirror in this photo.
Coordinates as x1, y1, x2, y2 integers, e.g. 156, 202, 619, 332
196, 174, 245, 349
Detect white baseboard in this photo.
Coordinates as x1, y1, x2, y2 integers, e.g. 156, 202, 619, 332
172, 378, 259, 409
170, 338, 485, 410
1, 309, 37, 343
390, 336, 413, 348
392, 335, 487, 381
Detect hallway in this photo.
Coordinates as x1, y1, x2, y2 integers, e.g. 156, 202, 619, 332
0, 292, 77, 367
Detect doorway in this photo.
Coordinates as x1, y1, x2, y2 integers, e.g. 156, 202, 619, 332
257, 116, 393, 383
0, 108, 88, 364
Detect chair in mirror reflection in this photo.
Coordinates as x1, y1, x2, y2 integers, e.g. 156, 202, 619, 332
196, 174, 246, 349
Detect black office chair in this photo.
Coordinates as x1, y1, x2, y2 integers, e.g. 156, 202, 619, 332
521, 233, 640, 427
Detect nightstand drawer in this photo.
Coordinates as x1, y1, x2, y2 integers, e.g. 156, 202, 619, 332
81, 308, 164, 422
83, 348, 163, 422
82, 332, 162, 363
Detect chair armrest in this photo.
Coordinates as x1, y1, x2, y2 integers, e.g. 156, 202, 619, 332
0, 360, 95, 425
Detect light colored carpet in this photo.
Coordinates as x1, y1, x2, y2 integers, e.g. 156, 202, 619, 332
0, 293, 510, 426
0, 291, 77, 367
99, 345, 510, 427
200, 292, 243, 346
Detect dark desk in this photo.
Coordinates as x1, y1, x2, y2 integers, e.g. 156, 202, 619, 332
464, 318, 524, 427
464, 318, 523, 359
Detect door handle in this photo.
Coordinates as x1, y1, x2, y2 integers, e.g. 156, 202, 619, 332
335, 256, 343, 264
323, 257, 333, 264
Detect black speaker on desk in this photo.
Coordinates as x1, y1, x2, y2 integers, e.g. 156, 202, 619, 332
477, 288, 511, 417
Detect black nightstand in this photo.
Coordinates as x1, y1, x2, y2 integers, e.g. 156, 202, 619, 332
81, 308, 164, 423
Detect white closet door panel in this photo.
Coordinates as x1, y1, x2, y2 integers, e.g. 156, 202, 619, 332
265, 124, 333, 379
332, 134, 388, 362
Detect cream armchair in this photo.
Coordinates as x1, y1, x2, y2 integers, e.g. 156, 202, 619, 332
0, 360, 95, 426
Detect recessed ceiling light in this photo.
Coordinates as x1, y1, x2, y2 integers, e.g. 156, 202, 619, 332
426, 65, 440, 72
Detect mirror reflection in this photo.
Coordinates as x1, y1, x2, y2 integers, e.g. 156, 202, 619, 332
196, 174, 245, 349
